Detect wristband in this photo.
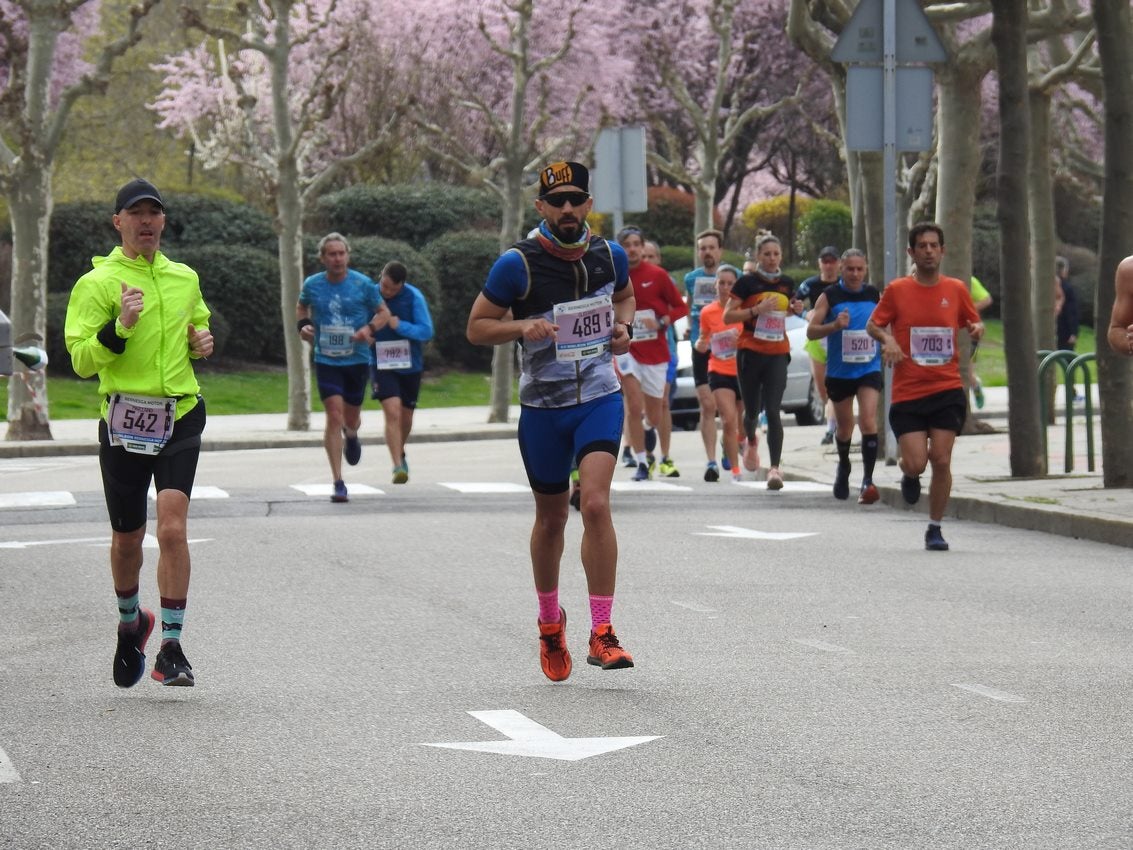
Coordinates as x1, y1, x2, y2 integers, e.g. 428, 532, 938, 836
619, 321, 634, 340
297, 317, 314, 333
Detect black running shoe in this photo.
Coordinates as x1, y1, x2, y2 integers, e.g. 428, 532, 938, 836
621, 446, 636, 468
343, 431, 362, 466
924, 524, 950, 551
151, 642, 195, 686
833, 461, 851, 500
900, 474, 921, 505
113, 608, 155, 688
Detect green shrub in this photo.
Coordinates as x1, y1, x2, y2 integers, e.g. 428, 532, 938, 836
421, 230, 500, 370
162, 193, 276, 255
334, 236, 439, 306
971, 205, 1001, 312
624, 186, 704, 247
174, 245, 282, 362
45, 291, 73, 376
311, 184, 501, 248
795, 200, 852, 261
47, 202, 117, 293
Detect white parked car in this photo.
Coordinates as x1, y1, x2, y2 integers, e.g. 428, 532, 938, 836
669, 314, 825, 429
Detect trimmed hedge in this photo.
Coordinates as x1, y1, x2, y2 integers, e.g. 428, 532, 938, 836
174, 244, 281, 362
312, 184, 502, 248
420, 230, 501, 370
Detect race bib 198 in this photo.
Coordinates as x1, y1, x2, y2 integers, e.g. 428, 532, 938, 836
553, 294, 613, 362
319, 324, 354, 358
108, 393, 175, 455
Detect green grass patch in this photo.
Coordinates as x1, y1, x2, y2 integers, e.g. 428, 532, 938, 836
973, 320, 1096, 387
0, 367, 512, 420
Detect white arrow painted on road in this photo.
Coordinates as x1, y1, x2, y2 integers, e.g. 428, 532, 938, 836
694, 525, 816, 540
422, 710, 661, 762
0, 533, 211, 550
0, 743, 21, 783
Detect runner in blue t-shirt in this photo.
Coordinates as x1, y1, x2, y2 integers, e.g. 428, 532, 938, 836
297, 232, 389, 503
805, 249, 883, 504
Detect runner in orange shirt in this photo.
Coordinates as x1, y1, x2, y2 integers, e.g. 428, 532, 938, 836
867, 223, 983, 551
696, 265, 745, 482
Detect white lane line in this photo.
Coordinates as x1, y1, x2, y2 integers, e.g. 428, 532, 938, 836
793, 638, 855, 654
671, 600, 716, 613
731, 481, 830, 493
952, 683, 1027, 703
440, 482, 530, 494
694, 525, 816, 540
290, 483, 384, 497
0, 491, 76, 509
610, 481, 692, 493
0, 744, 21, 783
149, 485, 229, 500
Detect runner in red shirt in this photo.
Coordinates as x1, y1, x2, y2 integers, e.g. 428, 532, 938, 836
867, 222, 983, 551
614, 227, 689, 481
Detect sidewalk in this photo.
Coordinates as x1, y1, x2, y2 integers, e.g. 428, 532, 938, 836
3, 387, 1130, 548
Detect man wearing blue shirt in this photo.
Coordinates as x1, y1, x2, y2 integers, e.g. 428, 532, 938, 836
297, 233, 389, 502
370, 260, 434, 484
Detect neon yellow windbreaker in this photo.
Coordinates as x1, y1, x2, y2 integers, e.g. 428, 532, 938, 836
65, 246, 211, 421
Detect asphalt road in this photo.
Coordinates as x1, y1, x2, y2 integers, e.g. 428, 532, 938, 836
0, 441, 1129, 849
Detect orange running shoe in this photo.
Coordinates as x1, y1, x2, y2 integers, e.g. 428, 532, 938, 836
858, 481, 880, 505
587, 623, 635, 669
538, 607, 572, 682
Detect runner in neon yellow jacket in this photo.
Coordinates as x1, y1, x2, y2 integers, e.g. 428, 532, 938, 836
65, 245, 210, 423
64, 178, 213, 690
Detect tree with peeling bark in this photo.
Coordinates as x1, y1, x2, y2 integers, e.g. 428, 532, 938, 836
991, 0, 1045, 476
624, 0, 815, 240
153, 0, 408, 431
411, 0, 616, 423
1092, 0, 1133, 488
0, 0, 157, 440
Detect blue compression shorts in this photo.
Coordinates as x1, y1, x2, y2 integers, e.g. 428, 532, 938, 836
517, 392, 624, 495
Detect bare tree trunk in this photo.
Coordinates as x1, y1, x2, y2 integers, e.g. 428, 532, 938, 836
1027, 90, 1058, 351
935, 67, 984, 288
1092, 0, 1133, 487
5, 164, 53, 440
992, 0, 1045, 476
278, 173, 310, 431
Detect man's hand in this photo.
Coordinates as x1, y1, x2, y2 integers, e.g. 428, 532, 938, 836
188, 324, 213, 358
521, 317, 558, 342
120, 281, 144, 329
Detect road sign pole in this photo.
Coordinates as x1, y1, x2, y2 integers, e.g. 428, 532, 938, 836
883, 0, 899, 463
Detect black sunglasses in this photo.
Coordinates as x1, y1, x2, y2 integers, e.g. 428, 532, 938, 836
542, 191, 590, 208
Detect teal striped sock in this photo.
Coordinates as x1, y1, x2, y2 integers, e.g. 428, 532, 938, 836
159, 597, 187, 645
116, 586, 140, 628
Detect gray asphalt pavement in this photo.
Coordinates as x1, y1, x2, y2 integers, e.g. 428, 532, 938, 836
0, 403, 1129, 848
3, 385, 1128, 547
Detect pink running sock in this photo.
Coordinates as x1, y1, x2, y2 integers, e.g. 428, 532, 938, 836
537, 589, 560, 623
589, 594, 614, 629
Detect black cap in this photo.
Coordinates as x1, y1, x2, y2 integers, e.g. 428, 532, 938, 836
539, 161, 589, 196
115, 178, 164, 213
819, 245, 839, 260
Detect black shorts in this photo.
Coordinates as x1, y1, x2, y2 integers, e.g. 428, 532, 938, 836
826, 372, 883, 403
98, 398, 206, 533
707, 372, 740, 396
692, 347, 710, 387
888, 388, 966, 438
371, 368, 423, 409
315, 361, 369, 407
